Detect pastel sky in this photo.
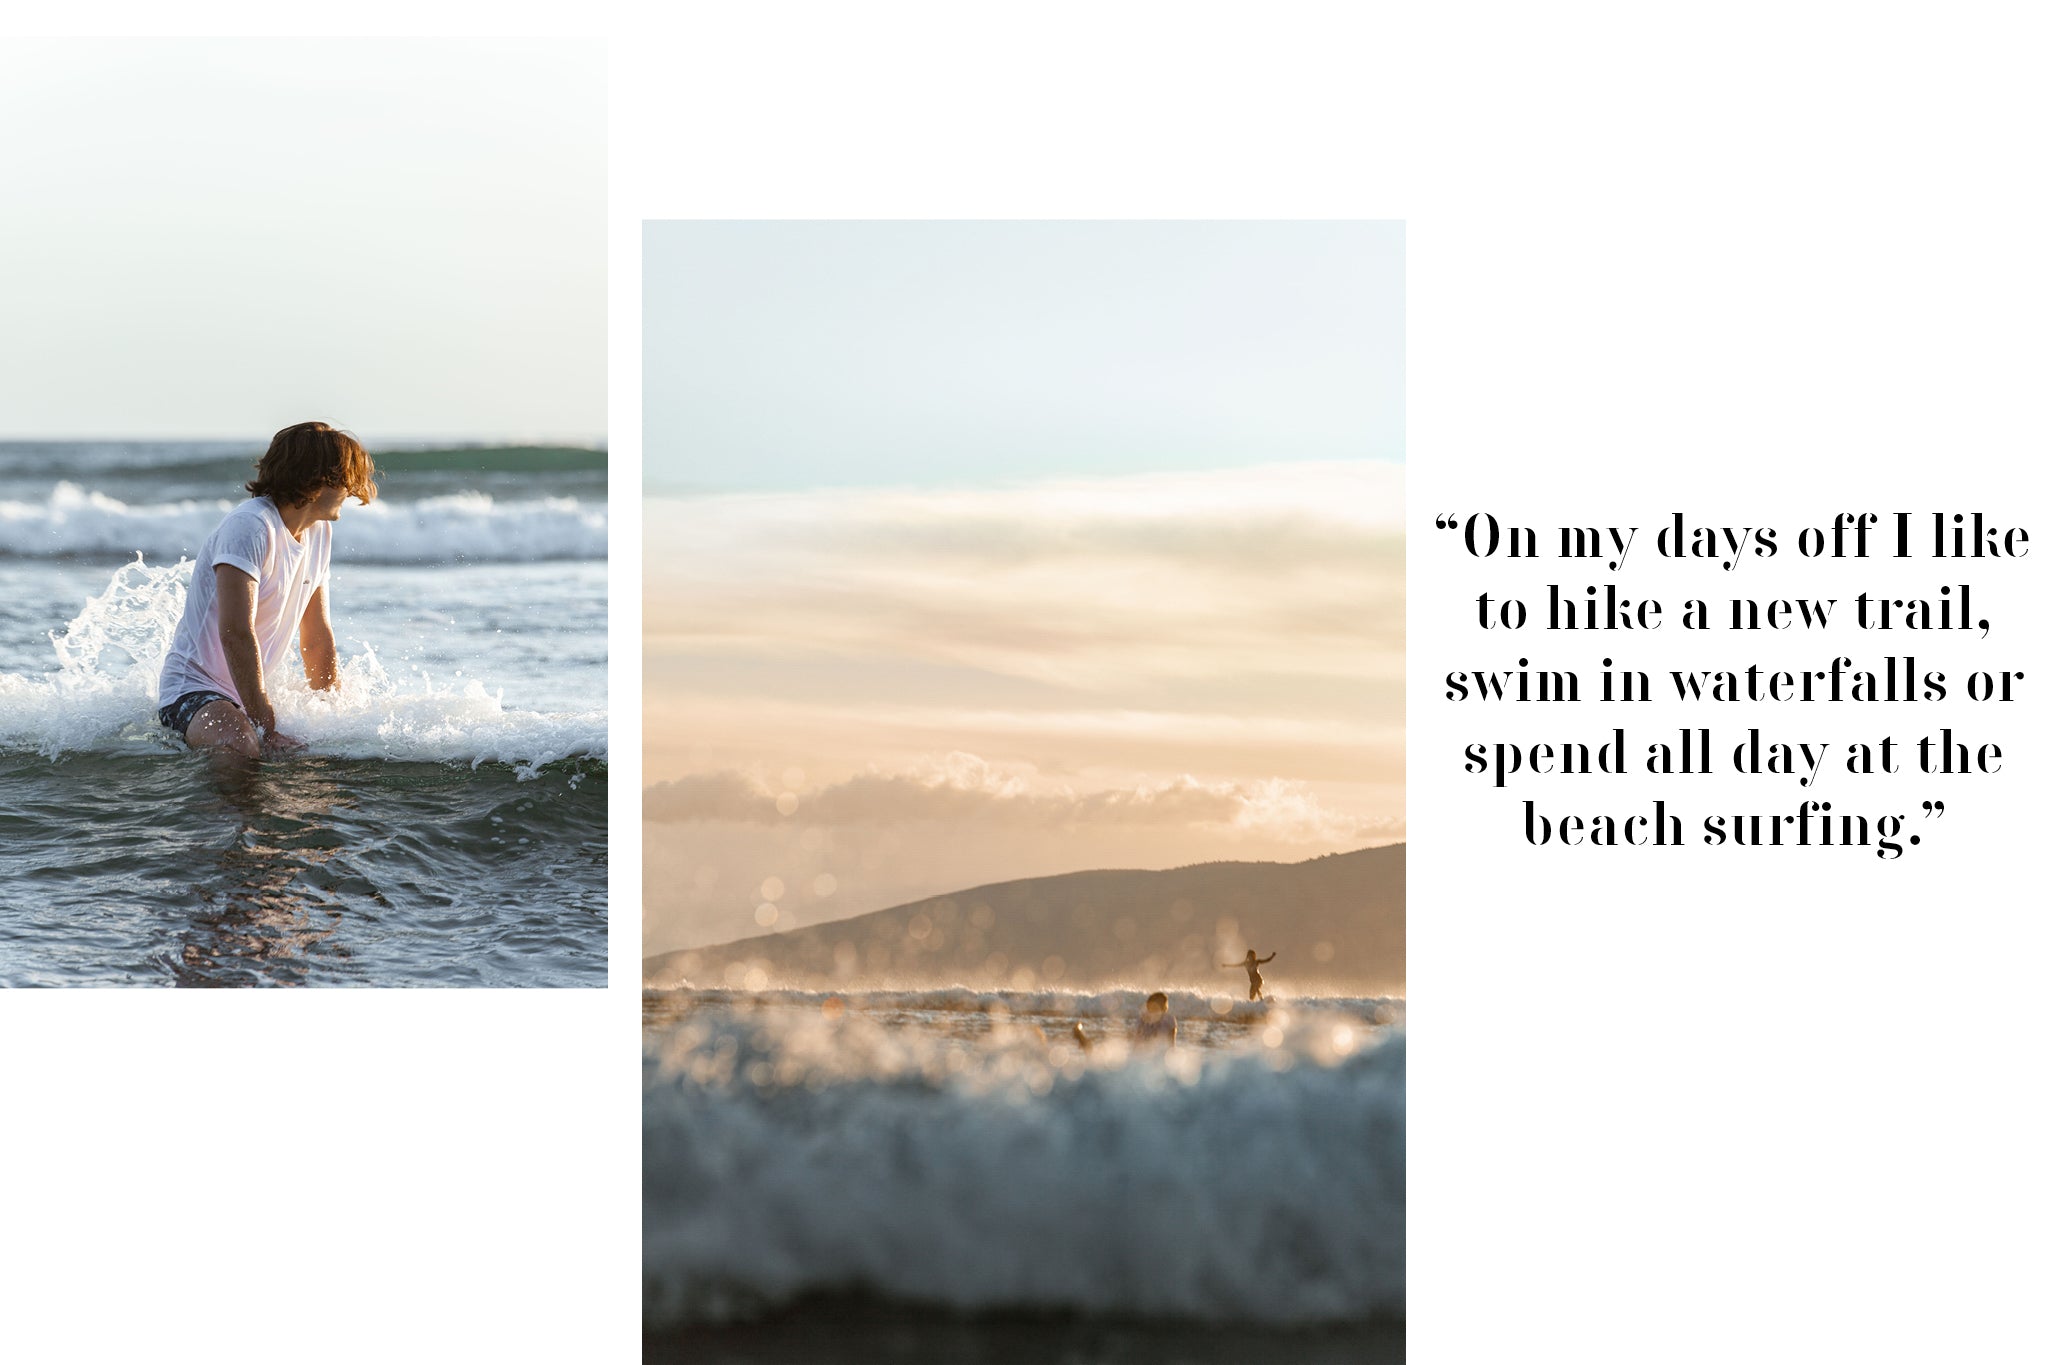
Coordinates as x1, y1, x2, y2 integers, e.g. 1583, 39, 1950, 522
645, 220, 1403, 491
644, 222, 1404, 956
0, 39, 604, 443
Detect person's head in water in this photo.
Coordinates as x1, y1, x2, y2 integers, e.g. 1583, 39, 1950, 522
247, 422, 378, 517
1145, 991, 1169, 1015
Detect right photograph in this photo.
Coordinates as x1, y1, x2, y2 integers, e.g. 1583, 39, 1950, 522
642, 220, 1406, 1361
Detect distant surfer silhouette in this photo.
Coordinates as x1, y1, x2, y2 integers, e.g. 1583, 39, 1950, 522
1226, 949, 1276, 1001
1132, 991, 1176, 1048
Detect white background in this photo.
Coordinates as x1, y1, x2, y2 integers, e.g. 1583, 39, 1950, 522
5, 3, 2046, 1362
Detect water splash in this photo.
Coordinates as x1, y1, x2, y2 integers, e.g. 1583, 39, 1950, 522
0, 556, 605, 774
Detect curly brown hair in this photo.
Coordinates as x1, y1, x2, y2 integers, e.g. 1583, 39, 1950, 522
245, 421, 378, 507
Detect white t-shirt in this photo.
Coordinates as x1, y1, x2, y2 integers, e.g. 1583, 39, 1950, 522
157, 497, 331, 709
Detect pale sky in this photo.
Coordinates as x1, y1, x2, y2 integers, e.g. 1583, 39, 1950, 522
644, 222, 1404, 956
0, 39, 604, 442
645, 220, 1403, 491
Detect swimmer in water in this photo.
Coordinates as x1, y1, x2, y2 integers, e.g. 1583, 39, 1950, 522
1225, 948, 1277, 1001
1133, 991, 1176, 1047
156, 422, 377, 760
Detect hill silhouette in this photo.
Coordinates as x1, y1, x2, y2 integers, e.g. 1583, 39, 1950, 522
643, 844, 1403, 994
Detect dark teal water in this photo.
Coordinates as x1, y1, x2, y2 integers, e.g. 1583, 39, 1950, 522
0, 440, 608, 987
0, 750, 605, 986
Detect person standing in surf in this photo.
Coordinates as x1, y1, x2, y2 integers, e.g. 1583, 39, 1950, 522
156, 422, 377, 759
1225, 948, 1277, 1001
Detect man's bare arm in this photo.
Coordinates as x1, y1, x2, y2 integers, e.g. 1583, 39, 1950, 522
214, 564, 276, 733
300, 585, 337, 691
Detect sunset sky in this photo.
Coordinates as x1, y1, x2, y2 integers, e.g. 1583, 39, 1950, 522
644, 222, 1404, 955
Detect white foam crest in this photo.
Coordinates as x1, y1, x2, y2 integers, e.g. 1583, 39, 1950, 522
0, 558, 605, 774
646, 982, 1405, 1028
0, 485, 606, 562
643, 1005, 1405, 1325
270, 645, 605, 775
336, 492, 607, 562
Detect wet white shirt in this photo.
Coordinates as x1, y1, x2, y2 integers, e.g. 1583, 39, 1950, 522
157, 497, 330, 709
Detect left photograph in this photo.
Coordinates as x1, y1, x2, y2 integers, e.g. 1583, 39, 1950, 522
0, 40, 608, 986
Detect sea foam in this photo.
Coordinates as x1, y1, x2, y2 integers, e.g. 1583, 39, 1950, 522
643, 1000, 1405, 1325
0, 485, 606, 562
646, 982, 1406, 1027
0, 557, 604, 774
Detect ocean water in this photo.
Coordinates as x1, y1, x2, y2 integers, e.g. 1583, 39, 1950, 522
643, 985, 1406, 1353
0, 441, 607, 987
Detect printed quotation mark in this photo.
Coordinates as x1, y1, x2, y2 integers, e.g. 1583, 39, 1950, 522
1435, 513, 1459, 530
1912, 799, 1945, 845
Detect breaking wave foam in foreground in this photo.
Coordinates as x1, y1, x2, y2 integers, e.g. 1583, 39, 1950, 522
0, 558, 604, 775
0, 485, 606, 562
643, 995, 1405, 1325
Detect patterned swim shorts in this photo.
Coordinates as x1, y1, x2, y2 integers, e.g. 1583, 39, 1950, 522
158, 689, 237, 735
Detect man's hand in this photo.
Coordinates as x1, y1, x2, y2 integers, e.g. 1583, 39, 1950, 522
261, 727, 305, 754
247, 702, 300, 751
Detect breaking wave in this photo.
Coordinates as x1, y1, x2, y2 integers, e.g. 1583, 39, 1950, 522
0, 485, 606, 562
645, 982, 1405, 1027
643, 996, 1405, 1325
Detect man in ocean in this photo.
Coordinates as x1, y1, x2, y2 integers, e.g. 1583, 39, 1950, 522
156, 422, 377, 759
1133, 991, 1177, 1047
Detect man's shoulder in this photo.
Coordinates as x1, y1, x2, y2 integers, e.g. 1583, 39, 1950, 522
216, 497, 278, 535
204, 499, 279, 571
